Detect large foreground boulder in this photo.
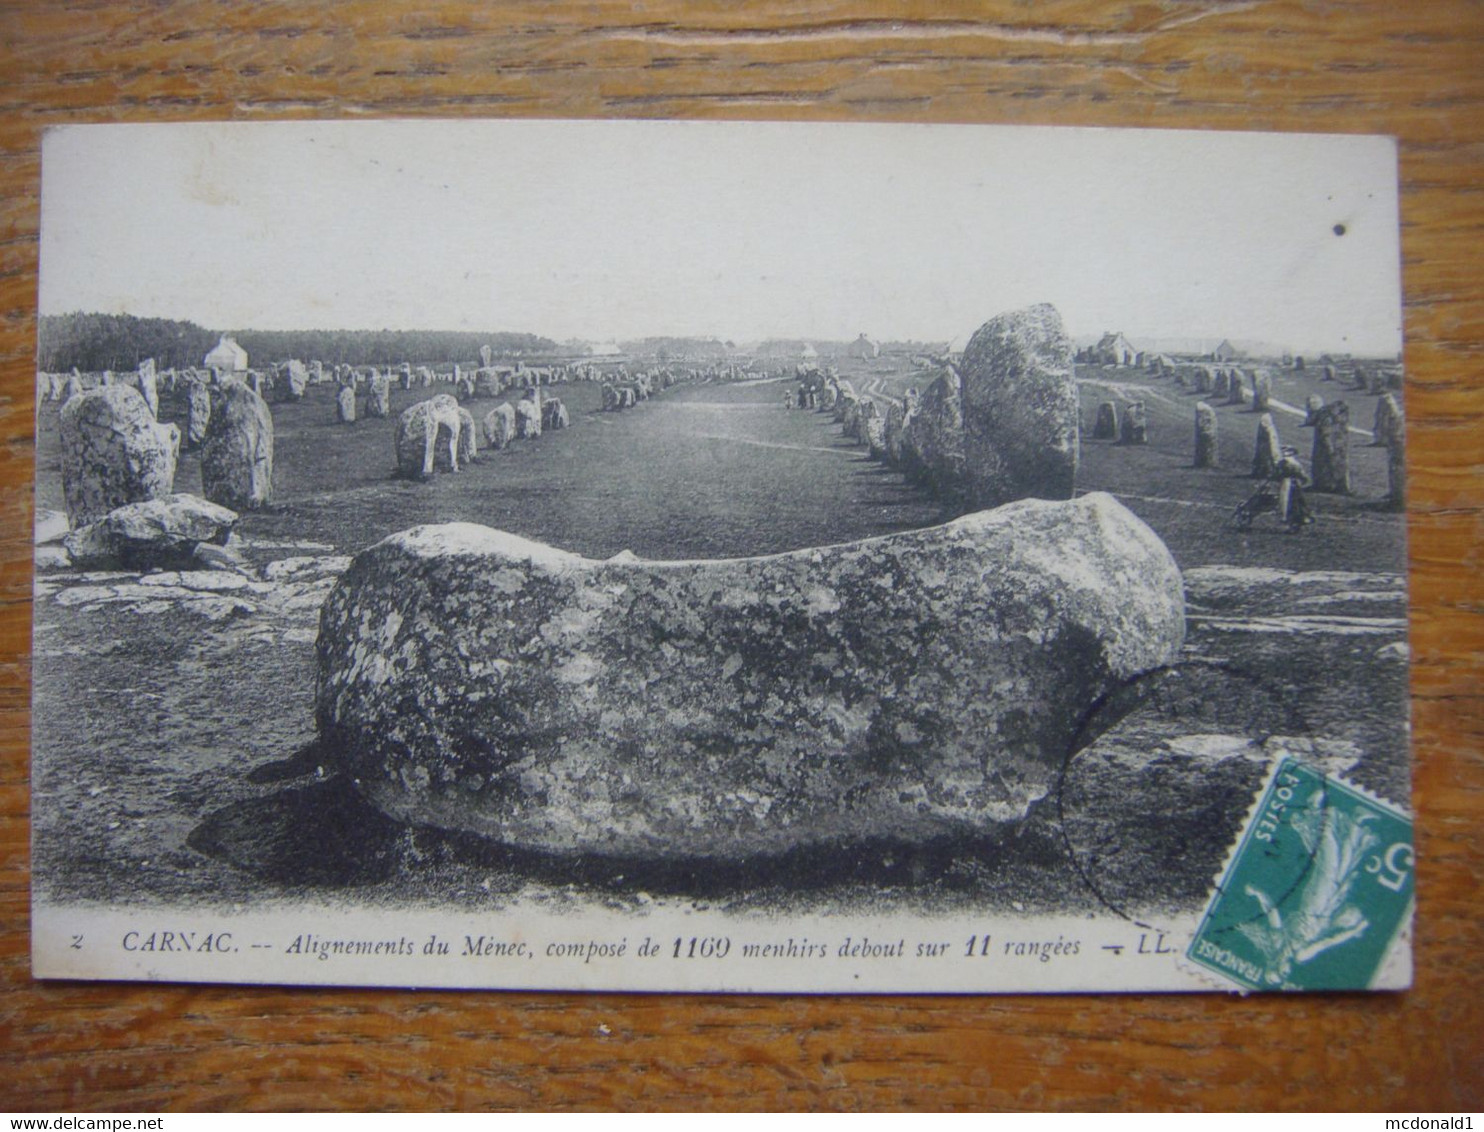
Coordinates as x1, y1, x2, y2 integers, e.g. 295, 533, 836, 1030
59, 384, 180, 527
201, 381, 275, 510
958, 303, 1078, 506
63, 493, 237, 568
316, 493, 1185, 859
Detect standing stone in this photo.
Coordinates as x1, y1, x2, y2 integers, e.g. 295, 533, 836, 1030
1352, 367, 1369, 392
484, 404, 516, 449
1387, 414, 1406, 509
1250, 369, 1272, 412
901, 368, 965, 496
514, 395, 543, 439
1303, 394, 1325, 426
367, 373, 392, 418
395, 395, 464, 479
479, 344, 493, 368
831, 379, 857, 423
1092, 401, 1118, 440
280, 360, 309, 401
248, 372, 264, 399
134, 362, 159, 418
315, 493, 1185, 859
1322, 364, 1335, 383
1367, 369, 1386, 396
475, 368, 502, 398
1118, 401, 1147, 445
1373, 392, 1403, 447
59, 385, 180, 527
1311, 401, 1351, 494
457, 408, 478, 464
1227, 370, 1246, 406
1252, 413, 1282, 479
187, 381, 212, 448
541, 397, 570, 431
1195, 367, 1213, 395
1295, 356, 1305, 371
959, 303, 1078, 506
884, 391, 918, 464
1194, 402, 1218, 468
336, 383, 357, 424
201, 381, 275, 511
401, 364, 414, 392
1213, 370, 1230, 400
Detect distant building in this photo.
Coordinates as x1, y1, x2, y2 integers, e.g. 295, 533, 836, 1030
589, 341, 622, 357
845, 333, 880, 360
1212, 339, 1242, 362
204, 335, 248, 372
1095, 332, 1138, 366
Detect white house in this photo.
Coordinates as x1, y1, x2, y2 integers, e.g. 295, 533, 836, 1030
1094, 332, 1138, 367
204, 335, 248, 372
845, 333, 880, 360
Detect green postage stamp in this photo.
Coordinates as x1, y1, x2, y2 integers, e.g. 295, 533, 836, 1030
1188, 757, 1414, 992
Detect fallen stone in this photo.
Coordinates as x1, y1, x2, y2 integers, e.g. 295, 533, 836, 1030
262, 555, 353, 582
35, 509, 69, 544
35, 545, 71, 570
63, 494, 238, 569
316, 492, 1185, 859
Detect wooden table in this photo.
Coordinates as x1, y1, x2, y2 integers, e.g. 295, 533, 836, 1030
2, 1, 1480, 1111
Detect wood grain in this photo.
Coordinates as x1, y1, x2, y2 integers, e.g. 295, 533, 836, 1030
1, 0, 1481, 1112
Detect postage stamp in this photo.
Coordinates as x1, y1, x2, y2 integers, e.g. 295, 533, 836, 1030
1187, 756, 1414, 992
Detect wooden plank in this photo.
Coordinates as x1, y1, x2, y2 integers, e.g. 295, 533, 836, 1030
1, 0, 1480, 1111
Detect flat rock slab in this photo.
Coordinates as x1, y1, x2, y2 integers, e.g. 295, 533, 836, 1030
62, 493, 238, 569
316, 492, 1185, 860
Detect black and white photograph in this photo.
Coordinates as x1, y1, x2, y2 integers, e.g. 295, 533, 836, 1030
30, 119, 1411, 992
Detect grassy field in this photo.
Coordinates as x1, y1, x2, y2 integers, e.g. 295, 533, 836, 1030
30, 364, 1410, 917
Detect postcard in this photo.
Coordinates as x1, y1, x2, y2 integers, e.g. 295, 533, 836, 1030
31, 119, 1411, 992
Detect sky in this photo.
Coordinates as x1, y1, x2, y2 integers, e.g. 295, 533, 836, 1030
39, 119, 1404, 356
